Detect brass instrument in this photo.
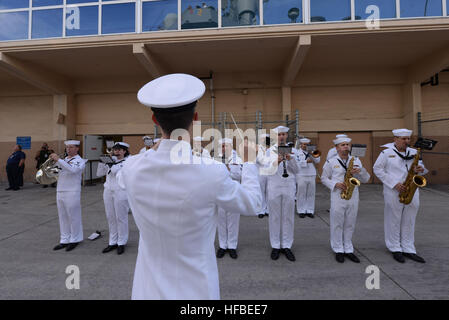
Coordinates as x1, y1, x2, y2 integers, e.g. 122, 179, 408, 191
35, 156, 61, 185
399, 148, 427, 205
340, 157, 361, 200
311, 150, 321, 158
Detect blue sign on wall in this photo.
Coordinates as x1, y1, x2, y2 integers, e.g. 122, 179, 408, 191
16, 136, 31, 150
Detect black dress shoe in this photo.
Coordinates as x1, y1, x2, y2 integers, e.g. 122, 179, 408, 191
403, 252, 425, 263
299, 213, 306, 218
306, 213, 314, 219
283, 248, 296, 262
53, 243, 68, 250
228, 249, 238, 259
335, 253, 345, 263
271, 248, 280, 260
258, 214, 265, 219
65, 242, 79, 252
102, 244, 118, 253
265, 213, 269, 217
117, 245, 125, 255
216, 248, 226, 258
5, 187, 13, 190
392, 251, 405, 263
345, 253, 360, 263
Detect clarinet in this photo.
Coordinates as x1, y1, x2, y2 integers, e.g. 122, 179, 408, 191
282, 154, 289, 178
279, 144, 289, 178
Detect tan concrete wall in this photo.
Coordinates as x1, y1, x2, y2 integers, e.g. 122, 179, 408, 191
1, 69, 448, 184
0, 96, 55, 182
420, 74, 449, 184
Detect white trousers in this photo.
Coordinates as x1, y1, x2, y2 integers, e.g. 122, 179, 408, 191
103, 188, 130, 246
330, 192, 359, 253
56, 191, 83, 244
217, 209, 240, 249
268, 194, 295, 249
296, 175, 316, 214
258, 174, 268, 215
383, 188, 419, 254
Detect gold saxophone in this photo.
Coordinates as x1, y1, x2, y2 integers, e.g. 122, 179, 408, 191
340, 157, 361, 200
399, 148, 427, 205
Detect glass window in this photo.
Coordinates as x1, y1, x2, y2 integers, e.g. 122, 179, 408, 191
0, 0, 29, 10
32, 8, 63, 38
263, 0, 302, 25
310, 0, 351, 22
181, 0, 218, 29
142, 0, 177, 31
32, 0, 63, 7
355, 0, 396, 20
0, 11, 28, 41
222, 0, 260, 27
67, 0, 98, 4
66, 5, 98, 36
400, 0, 442, 18
102, 2, 135, 34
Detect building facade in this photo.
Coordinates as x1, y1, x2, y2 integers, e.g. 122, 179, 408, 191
1, 0, 448, 183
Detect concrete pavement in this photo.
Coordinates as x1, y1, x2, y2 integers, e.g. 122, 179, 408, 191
0, 182, 448, 300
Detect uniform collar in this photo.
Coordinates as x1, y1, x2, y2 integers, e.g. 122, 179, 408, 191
157, 139, 191, 152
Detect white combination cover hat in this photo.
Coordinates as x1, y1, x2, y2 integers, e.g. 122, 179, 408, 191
137, 73, 206, 109
299, 138, 311, 144
392, 128, 412, 137
333, 137, 352, 145
64, 140, 80, 146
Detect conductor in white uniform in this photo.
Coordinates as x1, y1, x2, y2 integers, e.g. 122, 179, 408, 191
51, 140, 86, 252
119, 74, 262, 300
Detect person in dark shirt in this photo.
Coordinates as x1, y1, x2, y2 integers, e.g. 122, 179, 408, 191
35, 143, 50, 169
6, 145, 26, 191
35, 143, 51, 188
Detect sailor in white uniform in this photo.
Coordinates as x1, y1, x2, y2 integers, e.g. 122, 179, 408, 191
294, 138, 320, 218
266, 126, 299, 262
373, 129, 428, 263
321, 136, 370, 263
216, 138, 243, 259
326, 134, 348, 161
193, 136, 211, 158
256, 133, 271, 219
97, 142, 131, 255
50, 140, 86, 252
139, 136, 154, 154
118, 73, 262, 300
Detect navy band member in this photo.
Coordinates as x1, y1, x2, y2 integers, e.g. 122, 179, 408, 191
97, 142, 131, 255
321, 136, 370, 263
51, 140, 86, 252
216, 138, 243, 259
118, 73, 262, 300
139, 136, 154, 154
294, 138, 320, 218
266, 126, 299, 262
256, 133, 271, 219
373, 128, 428, 263
326, 134, 348, 161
